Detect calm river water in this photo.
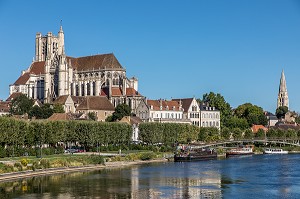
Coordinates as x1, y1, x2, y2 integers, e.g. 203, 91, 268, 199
1, 154, 300, 199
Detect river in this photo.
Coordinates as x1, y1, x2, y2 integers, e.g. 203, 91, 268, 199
1, 154, 300, 198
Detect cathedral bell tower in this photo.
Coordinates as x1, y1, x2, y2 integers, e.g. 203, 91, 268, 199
277, 70, 289, 109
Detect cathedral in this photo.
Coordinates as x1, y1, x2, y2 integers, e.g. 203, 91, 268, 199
277, 70, 289, 109
9, 26, 144, 112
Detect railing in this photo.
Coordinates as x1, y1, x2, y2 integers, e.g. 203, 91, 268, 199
196, 138, 300, 148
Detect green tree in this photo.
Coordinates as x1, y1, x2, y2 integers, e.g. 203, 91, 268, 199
276, 106, 288, 119
10, 94, 34, 115
53, 104, 65, 113
202, 92, 232, 127
267, 128, 277, 138
255, 129, 265, 139
234, 103, 267, 126
29, 104, 54, 119
220, 127, 231, 140
244, 129, 254, 139
232, 128, 242, 140
225, 117, 249, 130
110, 104, 131, 121
88, 112, 97, 121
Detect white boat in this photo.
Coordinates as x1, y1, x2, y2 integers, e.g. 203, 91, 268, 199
264, 148, 288, 154
226, 146, 254, 157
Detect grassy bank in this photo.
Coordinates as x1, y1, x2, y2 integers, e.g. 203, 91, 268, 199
0, 151, 167, 174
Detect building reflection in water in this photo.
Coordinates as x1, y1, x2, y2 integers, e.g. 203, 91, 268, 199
129, 166, 222, 199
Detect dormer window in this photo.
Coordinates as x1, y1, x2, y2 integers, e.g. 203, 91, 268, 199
173, 106, 176, 110
160, 106, 162, 110
150, 105, 153, 110
166, 106, 169, 110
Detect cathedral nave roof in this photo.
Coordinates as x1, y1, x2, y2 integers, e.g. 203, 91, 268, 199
67, 53, 123, 72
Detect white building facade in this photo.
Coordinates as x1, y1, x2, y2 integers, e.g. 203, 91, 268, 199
200, 103, 221, 129
172, 98, 200, 127
136, 99, 191, 124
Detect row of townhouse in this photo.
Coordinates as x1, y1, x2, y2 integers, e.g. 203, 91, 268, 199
136, 98, 220, 129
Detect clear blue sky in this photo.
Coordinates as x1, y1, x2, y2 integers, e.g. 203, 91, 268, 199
0, 0, 300, 113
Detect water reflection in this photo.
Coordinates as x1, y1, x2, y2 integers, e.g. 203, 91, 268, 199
1, 155, 300, 198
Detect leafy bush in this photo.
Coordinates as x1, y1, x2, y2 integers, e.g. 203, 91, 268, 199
20, 158, 28, 166
89, 155, 105, 165
0, 163, 14, 173
125, 153, 140, 161
40, 159, 50, 169
139, 152, 155, 161
14, 162, 23, 171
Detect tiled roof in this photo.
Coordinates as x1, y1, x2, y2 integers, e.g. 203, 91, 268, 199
172, 98, 194, 113
48, 113, 73, 121
6, 92, 23, 101
147, 99, 182, 111
126, 88, 142, 96
71, 96, 85, 104
120, 116, 143, 125
0, 101, 10, 112
53, 95, 69, 104
30, 61, 45, 75
251, 125, 268, 133
14, 72, 30, 85
76, 96, 115, 111
67, 53, 123, 71
13, 61, 45, 85
100, 87, 142, 97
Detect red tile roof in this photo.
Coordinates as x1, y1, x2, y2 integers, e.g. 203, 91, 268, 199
76, 96, 115, 111
53, 95, 69, 104
147, 99, 182, 111
13, 61, 45, 85
0, 101, 10, 112
14, 72, 30, 85
251, 125, 268, 133
48, 113, 73, 121
172, 98, 194, 113
6, 92, 23, 101
67, 53, 123, 71
100, 87, 142, 97
30, 61, 45, 75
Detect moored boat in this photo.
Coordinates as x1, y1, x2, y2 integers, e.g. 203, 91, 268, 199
226, 145, 254, 157
174, 145, 217, 162
263, 148, 288, 154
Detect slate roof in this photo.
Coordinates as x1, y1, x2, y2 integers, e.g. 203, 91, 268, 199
76, 96, 115, 111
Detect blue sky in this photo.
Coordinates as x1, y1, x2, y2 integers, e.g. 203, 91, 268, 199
0, 0, 300, 113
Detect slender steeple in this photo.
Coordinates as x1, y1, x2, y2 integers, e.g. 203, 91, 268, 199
277, 70, 289, 109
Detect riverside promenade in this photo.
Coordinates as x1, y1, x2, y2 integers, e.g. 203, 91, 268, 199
0, 158, 169, 182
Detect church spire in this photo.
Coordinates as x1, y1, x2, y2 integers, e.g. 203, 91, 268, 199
277, 70, 289, 109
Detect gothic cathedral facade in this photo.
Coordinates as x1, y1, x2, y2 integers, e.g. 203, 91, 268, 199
9, 26, 144, 113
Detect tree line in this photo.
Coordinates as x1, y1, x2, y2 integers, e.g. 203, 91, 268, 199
0, 117, 132, 157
